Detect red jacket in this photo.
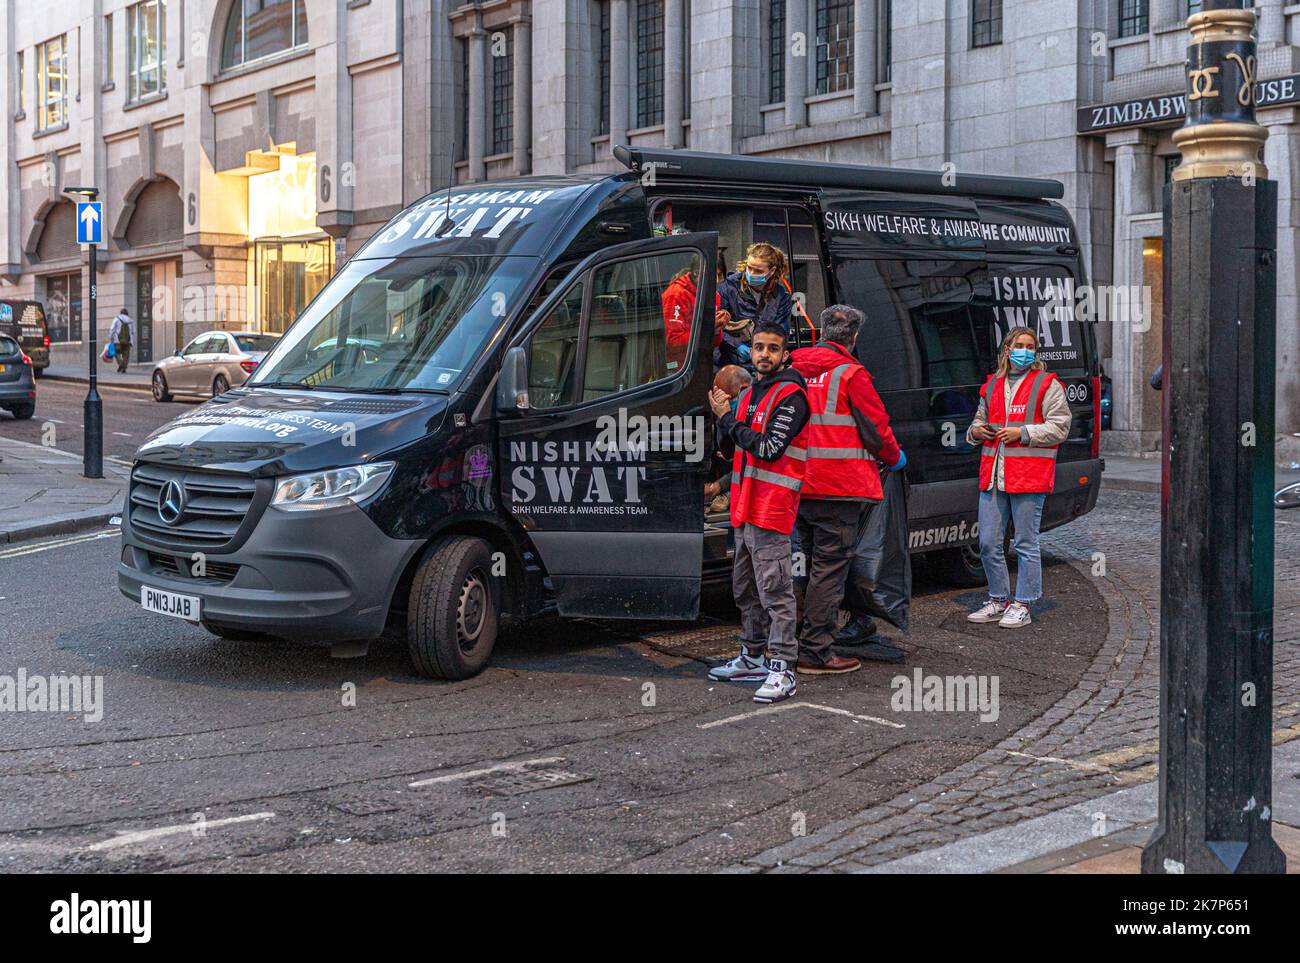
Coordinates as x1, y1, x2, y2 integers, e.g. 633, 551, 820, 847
661, 273, 722, 371
790, 343, 901, 500
979, 370, 1061, 493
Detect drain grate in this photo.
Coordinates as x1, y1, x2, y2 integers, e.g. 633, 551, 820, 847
641, 623, 741, 661
470, 768, 592, 796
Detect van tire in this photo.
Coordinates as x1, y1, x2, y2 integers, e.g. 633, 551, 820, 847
407, 536, 499, 680
930, 545, 988, 589
8, 402, 34, 421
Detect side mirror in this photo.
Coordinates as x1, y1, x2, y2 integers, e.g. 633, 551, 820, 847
496, 345, 531, 412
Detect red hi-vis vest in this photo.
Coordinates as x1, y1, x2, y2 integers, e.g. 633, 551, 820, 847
729, 380, 809, 535
979, 370, 1061, 494
803, 362, 884, 501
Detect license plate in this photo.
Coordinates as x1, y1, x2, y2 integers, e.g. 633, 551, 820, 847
141, 585, 201, 621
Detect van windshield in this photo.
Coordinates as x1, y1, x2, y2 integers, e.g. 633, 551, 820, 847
249, 255, 534, 392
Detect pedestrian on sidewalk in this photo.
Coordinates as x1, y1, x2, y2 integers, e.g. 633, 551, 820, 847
790, 305, 907, 672
108, 308, 134, 374
966, 326, 1071, 628
707, 321, 809, 704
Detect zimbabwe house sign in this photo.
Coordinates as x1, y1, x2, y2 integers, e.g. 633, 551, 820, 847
1078, 73, 1300, 134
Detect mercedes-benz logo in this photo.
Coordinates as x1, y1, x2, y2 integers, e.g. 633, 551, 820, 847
158, 479, 185, 525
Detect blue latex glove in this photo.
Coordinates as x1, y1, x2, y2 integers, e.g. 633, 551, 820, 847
888, 450, 907, 472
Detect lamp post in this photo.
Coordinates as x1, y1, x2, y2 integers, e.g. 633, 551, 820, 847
1141, 0, 1285, 874
63, 186, 102, 480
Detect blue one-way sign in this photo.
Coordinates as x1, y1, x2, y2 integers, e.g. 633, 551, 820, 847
76, 201, 103, 245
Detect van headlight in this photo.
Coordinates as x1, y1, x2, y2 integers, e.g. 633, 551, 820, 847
271, 462, 396, 511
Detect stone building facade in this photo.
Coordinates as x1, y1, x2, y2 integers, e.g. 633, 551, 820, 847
0, 0, 1295, 442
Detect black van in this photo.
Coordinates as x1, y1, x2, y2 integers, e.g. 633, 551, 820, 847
0, 300, 51, 375
117, 148, 1102, 678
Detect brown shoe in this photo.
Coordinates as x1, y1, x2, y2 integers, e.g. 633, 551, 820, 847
796, 655, 861, 675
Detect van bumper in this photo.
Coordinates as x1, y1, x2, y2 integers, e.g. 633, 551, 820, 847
117, 501, 425, 642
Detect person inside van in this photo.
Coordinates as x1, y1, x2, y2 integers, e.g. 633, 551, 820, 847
662, 262, 728, 373
704, 364, 752, 513
716, 243, 793, 372
707, 321, 809, 704
965, 326, 1072, 628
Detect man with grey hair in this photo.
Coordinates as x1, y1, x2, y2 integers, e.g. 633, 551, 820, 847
789, 305, 907, 672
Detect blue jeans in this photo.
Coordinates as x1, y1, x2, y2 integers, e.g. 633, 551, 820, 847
977, 489, 1047, 604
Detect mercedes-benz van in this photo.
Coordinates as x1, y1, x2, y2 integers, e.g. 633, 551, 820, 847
118, 147, 1103, 679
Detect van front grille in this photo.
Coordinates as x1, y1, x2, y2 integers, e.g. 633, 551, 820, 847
129, 464, 259, 551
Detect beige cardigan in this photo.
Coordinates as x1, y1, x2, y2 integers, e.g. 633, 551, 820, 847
965, 370, 1072, 492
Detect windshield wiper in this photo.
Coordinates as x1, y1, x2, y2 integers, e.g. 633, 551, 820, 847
252, 381, 318, 390
336, 386, 449, 395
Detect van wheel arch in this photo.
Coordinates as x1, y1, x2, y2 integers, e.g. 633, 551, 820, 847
392, 520, 529, 623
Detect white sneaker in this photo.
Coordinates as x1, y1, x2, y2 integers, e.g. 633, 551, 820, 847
708, 649, 769, 683
967, 598, 1010, 623
999, 602, 1033, 628
753, 660, 797, 704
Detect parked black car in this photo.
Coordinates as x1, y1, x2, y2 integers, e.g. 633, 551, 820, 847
0, 334, 36, 419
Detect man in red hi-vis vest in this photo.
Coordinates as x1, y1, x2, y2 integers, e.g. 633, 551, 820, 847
707, 321, 809, 704
791, 305, 907, 671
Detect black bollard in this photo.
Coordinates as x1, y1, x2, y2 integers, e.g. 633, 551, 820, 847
1141, 0, 1285, 874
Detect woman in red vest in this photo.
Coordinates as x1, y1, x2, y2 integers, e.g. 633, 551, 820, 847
965, 327, 1072, 628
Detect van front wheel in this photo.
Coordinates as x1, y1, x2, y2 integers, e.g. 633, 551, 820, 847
407, 536, 499, 680
930, 545, 988, 589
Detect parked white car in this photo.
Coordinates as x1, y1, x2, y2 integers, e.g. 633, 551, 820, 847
151, 331, 279, 401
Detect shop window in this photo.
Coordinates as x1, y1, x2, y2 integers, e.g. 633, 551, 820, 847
221, 0, 308, 71
37, 35, 68, 130
815, 0, 853, 95
128, 0, 166, 101
636, 0, 664, 127
44, 273, 83, 344
972, 0, 1002, 48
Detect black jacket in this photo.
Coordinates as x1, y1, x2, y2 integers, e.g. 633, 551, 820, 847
718, 366, 810, 464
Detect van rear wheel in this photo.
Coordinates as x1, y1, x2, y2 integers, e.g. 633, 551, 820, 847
930, 545, 988, 589
407, 536, 499, 680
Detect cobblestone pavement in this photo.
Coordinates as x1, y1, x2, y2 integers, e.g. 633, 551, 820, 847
735, 488, 1300, 872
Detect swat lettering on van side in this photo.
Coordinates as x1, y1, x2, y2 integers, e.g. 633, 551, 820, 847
507, 440, 650, 516
990, 270, 1082, 367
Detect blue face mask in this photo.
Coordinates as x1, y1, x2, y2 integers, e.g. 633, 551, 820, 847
1010, 348, 1036, 369
745, 271, 767, 287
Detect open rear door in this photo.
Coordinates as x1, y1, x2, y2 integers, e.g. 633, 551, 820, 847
498, 232, 718, 619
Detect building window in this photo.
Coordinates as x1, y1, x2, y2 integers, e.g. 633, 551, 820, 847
491, 28, 514, 155
816, 0, 853, 95
768, 0, 785, 105
1164, 155, 1180, 183
878, 0, 891, 84
104, 15, 114, 84
599, 1, 611, 135
37, 36, 68, 130
636, 0, 664, 127
458, 39, 469, 161
1188, 0, 1254, 13
16, 51, 23, 114
221, 0, 309, 71
128, 0, 166, 101
1118, 0, 1148, 38
972, 0, 1002, 47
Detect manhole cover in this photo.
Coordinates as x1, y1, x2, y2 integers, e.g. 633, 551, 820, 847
331, 797, 402, 816
470, 769, 592, 796
641, 623, 742, 661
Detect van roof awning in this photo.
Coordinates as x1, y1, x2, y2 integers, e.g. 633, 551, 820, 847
613, 146, 1064, 201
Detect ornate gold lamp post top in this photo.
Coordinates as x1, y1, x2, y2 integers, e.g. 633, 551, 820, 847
1172, 0, 1269, 181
